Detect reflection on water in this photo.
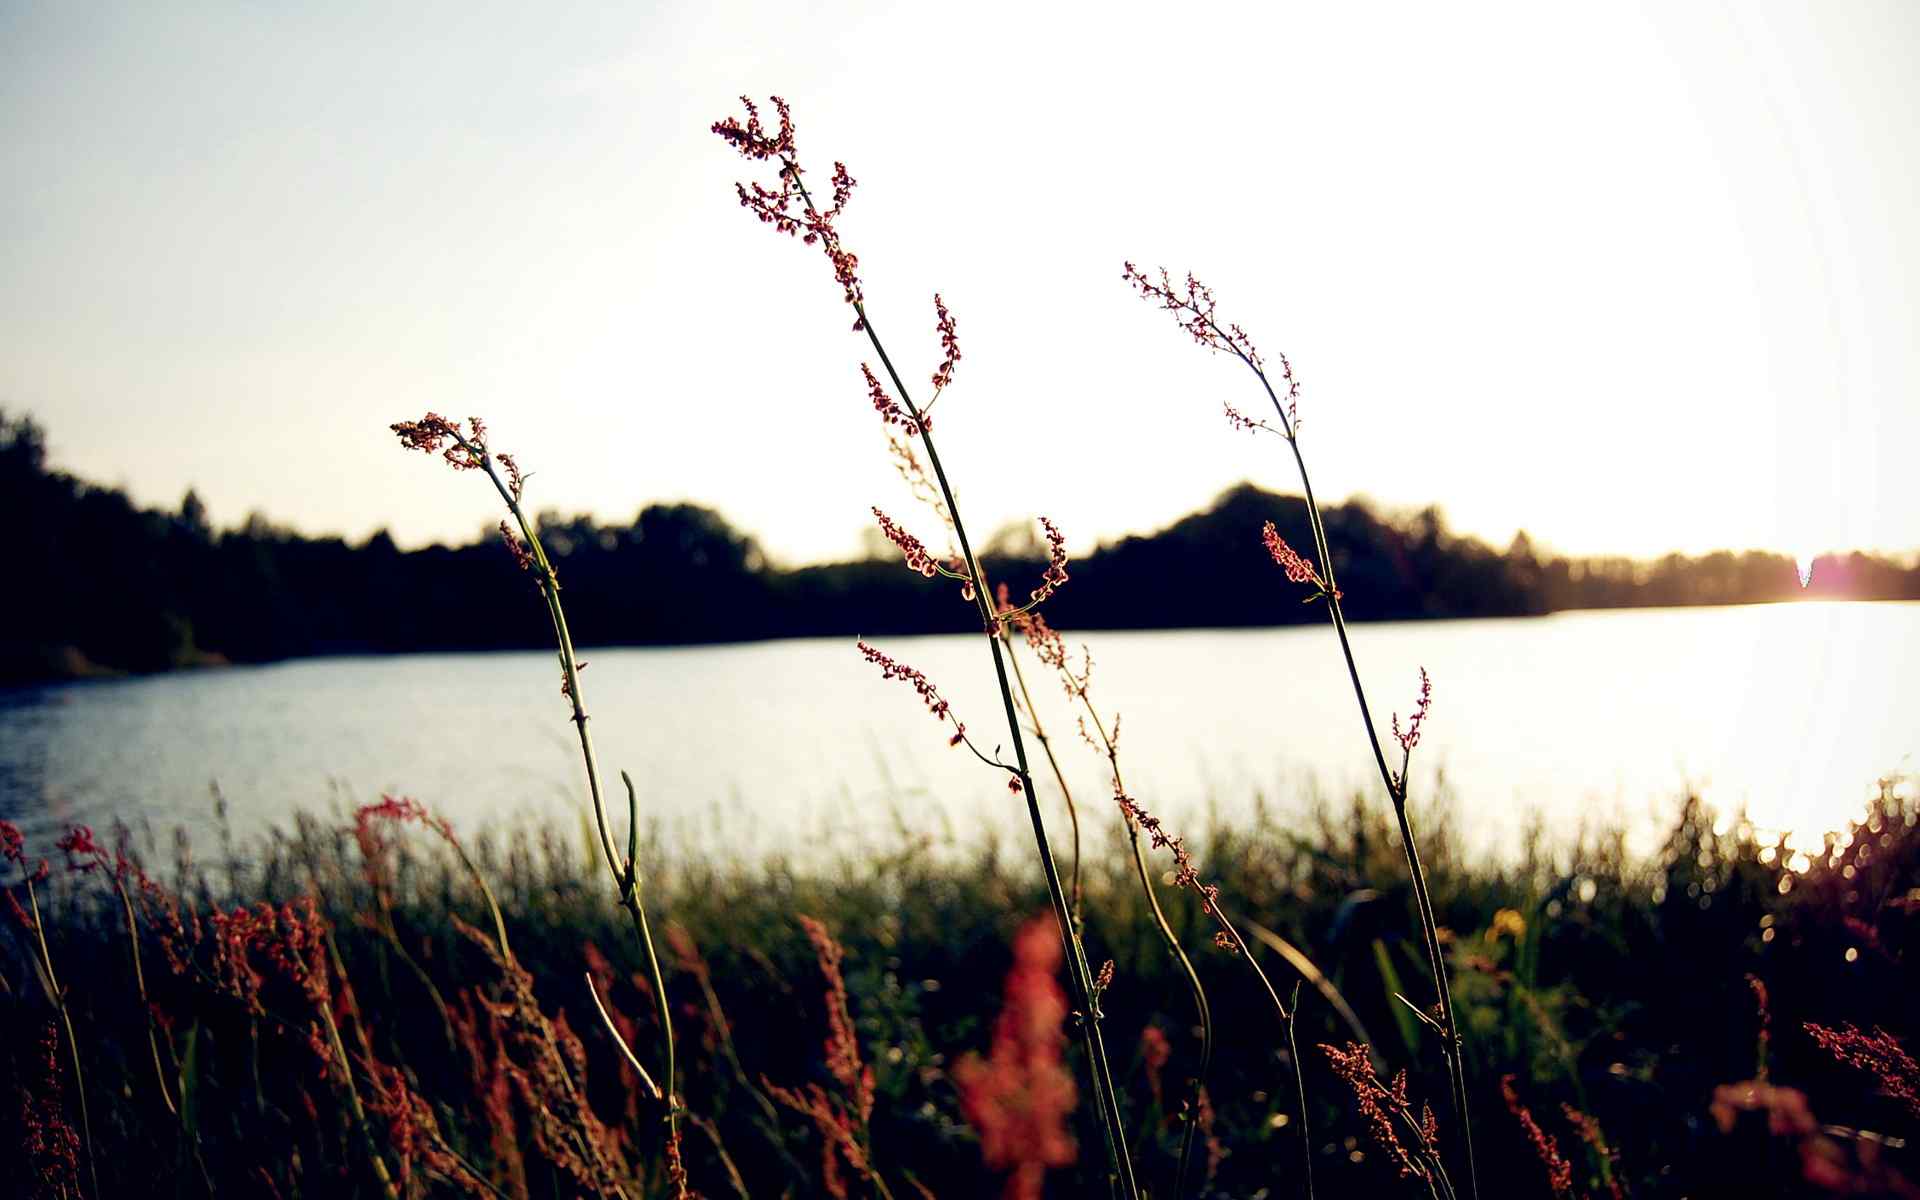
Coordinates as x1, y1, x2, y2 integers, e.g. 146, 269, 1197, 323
0, 602, 1914, 862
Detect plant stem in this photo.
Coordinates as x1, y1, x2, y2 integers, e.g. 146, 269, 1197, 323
26, 877, 100, 1200
1070, 693, 1217, 1198
445, 431, 683, 1182
805, 241, 1137, 1196
1223, 335, 1478, 1200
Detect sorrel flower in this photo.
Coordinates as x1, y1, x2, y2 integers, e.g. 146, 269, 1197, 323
54, 825, 107, 872
931, 293, 961, 394
799, 915, 874, 1123
764, 915, 879, 1199
1393, 668, 1434, 755
856, 640, 968, 748
1501, 1074, 1573, 1197
873, 507, 940, 578
1804, 1023, 1920, 1120
866, 363, 925, 435
1261, 521, 1337, 598
390, 412, 488, 471
18, 1021, 82, 1195
1027, 517, 1070, 607
713, 95, 866, 327
955, 916, 1078, 1200
1122, 262, 1301, 433
1114, 794, 1218, 907
1322, 1042, 1443, 1185
1561, 1105, 1626, 1200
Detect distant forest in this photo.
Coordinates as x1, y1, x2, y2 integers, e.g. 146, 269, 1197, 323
4, 410, 1916, 685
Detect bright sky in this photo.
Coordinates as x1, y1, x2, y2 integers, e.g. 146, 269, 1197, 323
4, 2, 1916, 566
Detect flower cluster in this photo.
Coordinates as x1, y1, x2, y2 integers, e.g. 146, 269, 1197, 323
857, 641, 966, 748
1804, 1023, 1920, 1120
390, 413, 488, 471
713, 96, 866, 326
1322, 1042, 1441, 1183
1120, 263, 1263, 367
864, 364, 925, 436
764, 916, 879, 1200
1501, 1074, 1574, 1196
1261, 521, 1339, 598
1123, 264, 1303, 432
18, 1021, 81, 1194
802, 915, 874, 1123
872, 508, 938, 577
955, 915, 1078, 1200
1027, 517, 1070, 607
1393, 667, 1433, 755
932, 293, 961, 393
1114, 794, 1218, 908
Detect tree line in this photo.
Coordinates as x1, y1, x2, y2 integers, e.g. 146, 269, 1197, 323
3, 411, 1912, 684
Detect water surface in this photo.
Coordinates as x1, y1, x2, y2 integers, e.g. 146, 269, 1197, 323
2, 602, 1914, 863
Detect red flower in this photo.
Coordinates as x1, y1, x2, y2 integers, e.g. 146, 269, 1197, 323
955, 916, 1078, 1200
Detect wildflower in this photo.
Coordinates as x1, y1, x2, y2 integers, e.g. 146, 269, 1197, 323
1804, 1023, 1920, 1120
1261, 521, 1337, 598
1502, 1074, 1574, 1197
931, 293, 961, 393
857, 641, 967, 749
865, 363, 925, 435
714, 96, 867, 326
955, 916, 1078, 1200
873, 507, 939, 577
54, 825, 107, 872
1026, 517, 1070, 607
390, 412, 488, 471
1561, 1105, 1626, 1200
1393, 667, 1433, 755
499, 520, 534, 571
1114, 794, 1218, 907
1, 818, 25, 867
1322, 1042, 1436, 1182
1122, 263, 1302, 430
799, 915, 875, 1123
18, 1021, 82, 1196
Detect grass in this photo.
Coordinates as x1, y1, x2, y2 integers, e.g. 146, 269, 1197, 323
2, 780, 1916, 1197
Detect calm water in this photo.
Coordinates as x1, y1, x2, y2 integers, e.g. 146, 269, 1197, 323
2, 602, 1915, 863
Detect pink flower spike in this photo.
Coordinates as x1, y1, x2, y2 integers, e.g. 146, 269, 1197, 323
931, 294, 961, 393
1393, 668, 1433, 755
1260, 521, 1337, 598
857, 641, 968, 748
1027, 518, 1070, 606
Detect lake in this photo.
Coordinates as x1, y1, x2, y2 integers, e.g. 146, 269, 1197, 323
2, 601, 1915, 865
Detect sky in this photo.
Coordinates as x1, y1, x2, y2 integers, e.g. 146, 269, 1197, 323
3, 1, 1917, 567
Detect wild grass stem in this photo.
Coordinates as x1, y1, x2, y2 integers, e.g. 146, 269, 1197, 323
1123, 265, 1477, 1198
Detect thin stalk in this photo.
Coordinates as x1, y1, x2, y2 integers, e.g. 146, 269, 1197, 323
999, 630, 1083, 929
1218, 331, 1477, 1200
317, 1003, 403, 1200
437, 429, 682, 1178
1069, 691, 1216, 1197
620, 773, 679, 1139
107, 872, 179, 1117
777, 164, 1140, 1197
26, 877, 99, 1200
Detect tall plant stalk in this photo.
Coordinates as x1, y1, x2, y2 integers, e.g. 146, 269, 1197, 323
22, 872, 101, 1200
388, 415, 682, 1192
997, 615, 1215, 1197
714, 97, 1140, 1198
1123, 265, 1477, 1199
